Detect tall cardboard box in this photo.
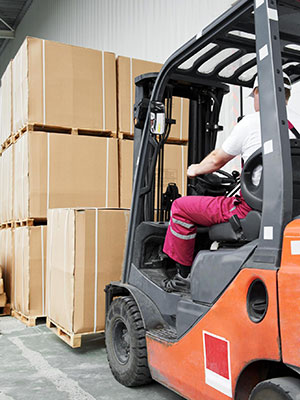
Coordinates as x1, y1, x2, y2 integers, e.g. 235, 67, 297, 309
119, 139, 187, 208
13, 37, 117, 134
117, 56, 189, 141
47, 208, 130, 334
0, 61, 12, 146
13, 226, 47, 317
0, 145, 14, 223
0, 228, 13, 305
14, 132, 119, 221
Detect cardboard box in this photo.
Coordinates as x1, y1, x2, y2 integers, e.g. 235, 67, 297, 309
47, 208, 130, 334
13, 132, 119, 220
13, 37, 117, 134
0, 229, 13, 305
0, 293, 7, 307
0, 61, 12, 145
0, 145, 14, 223
14, 226, 47, 316
119, 139, 187, 208
117, 56, 189, 141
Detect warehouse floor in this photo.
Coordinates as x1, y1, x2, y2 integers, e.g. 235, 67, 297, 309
0, 317, 184, 400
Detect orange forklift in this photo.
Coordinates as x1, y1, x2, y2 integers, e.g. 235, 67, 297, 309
105, 0, 300, 398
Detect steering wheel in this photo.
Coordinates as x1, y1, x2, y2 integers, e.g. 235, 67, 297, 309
188, 169, 240, 197
196, 169, 239, 190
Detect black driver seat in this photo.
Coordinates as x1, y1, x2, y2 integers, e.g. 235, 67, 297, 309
209, 139, 300, 243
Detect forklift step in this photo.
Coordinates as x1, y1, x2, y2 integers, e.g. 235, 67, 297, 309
147, 325, 178, 342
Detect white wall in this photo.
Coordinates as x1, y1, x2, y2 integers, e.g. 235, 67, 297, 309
0, 0, 241, 167
0, 0, 234, 75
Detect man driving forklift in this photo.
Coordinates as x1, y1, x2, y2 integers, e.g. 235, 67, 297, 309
105, 1, 300, 399
163, 72, 300, 292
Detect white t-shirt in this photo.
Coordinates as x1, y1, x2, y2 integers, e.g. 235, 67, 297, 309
222, 107, 300, 163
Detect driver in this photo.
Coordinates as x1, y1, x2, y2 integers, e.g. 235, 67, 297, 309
163, 72, 300, 292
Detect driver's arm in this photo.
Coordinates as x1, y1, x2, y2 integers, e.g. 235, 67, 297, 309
187, 148, 234, 178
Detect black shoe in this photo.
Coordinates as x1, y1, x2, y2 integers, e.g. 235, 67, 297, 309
163, 273, 190, 293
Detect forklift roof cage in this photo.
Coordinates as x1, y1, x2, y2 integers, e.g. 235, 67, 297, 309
123, 0, 300, 282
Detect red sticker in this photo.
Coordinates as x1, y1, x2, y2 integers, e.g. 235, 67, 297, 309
204, 333, 229, 379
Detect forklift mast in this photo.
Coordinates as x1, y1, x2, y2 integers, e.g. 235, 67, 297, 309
132, 72, 227, 223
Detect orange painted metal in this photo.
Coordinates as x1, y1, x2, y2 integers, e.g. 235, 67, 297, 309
278, 219, 300, 368
146, 268, 280, 400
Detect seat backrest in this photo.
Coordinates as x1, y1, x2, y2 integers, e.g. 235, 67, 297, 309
240, 139, 300, 217
290, 139, 300, 217
240, 147, 263, 211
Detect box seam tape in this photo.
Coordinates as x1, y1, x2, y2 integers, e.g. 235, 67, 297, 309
4, 232, 8, 301
47, 210, 53, 316
41, 226, 45, 316
26, 135, 29, 220
94, 210, 99, 333
42, 40, 46, 125
14, 232, 17, 309
72, 209, 76, 332
106, 138, 109, 208
102, 52, 106, 131
64, 209, 72, 330
181, 146, 184, 196
20, 42, 24, 129
130, 57, 133, 135
22, 230, 25, 313
47, 132, 50, 210
180, 98, 183, 140
12, 142, 14, 221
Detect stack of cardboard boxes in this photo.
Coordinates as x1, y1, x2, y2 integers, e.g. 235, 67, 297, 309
0, 37, 123, 328
0, 37, 189, 344
46, 208, 130, 346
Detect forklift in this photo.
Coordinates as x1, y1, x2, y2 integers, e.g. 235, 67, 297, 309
105, 0, 300, 398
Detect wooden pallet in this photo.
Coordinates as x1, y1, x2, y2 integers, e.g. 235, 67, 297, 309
118, 131, 188, 145
0, 221, 13, 229
0, 303, 11, 317
1, 135, 14, 153
118, 132, 134, 140
11, 309, 46, 327
46, 318, 104, 348
14, 123, 116, 142
166, 137, 188, 145
14, 218, 47, 228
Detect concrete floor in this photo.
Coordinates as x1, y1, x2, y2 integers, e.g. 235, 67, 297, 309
0, 316, 184, 400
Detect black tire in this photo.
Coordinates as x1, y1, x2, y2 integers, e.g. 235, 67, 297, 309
105, 296, 152, 387
250, 377, 300, 400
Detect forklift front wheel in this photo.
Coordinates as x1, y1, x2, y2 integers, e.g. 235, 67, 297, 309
105, 296, 152, 387
250, 377, 300, 400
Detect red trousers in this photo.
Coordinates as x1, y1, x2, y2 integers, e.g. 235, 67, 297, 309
163, 195, 252, 266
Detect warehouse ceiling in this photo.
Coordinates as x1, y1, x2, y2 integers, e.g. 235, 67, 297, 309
0, 0, 33, 57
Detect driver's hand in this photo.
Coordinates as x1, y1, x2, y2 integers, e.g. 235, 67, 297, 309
187, 164, 199, 178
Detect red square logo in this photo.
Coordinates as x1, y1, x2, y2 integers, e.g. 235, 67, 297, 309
204, 333, 229, 379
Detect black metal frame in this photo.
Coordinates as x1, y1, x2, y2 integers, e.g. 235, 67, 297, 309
133, 72, 227, 223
